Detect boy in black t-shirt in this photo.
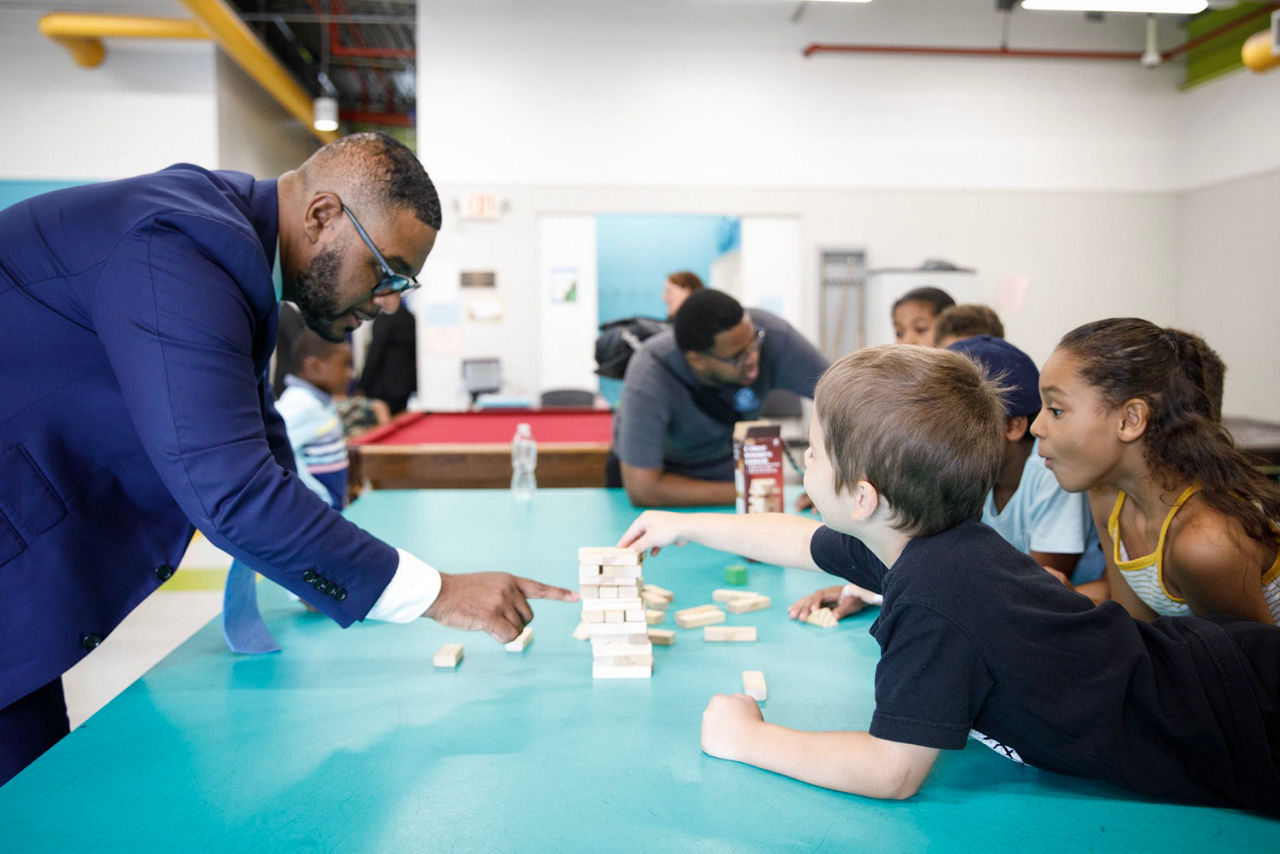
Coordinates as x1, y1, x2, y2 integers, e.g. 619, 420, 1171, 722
617, 346, 1280, 815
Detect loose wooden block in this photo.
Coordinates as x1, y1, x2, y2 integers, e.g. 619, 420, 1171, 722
592, 664, 653, 679
806, 607, 839, 629
743, 670, 767, 701
724, 564, 748, 585
726, 594, 771, 615
578, 547, 643, 566
646, 609, 665, 625
643, 583, 674, 600
504, 626, 534, 652
704, 625, 757, 642
674, 608, 725, 629
433, 643, 463, 668
572, 622, 590, 640
712, 588, 759, 602
648, 629, 676, 646
641, 591, 670, 608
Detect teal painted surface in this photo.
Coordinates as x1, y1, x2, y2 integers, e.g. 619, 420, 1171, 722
0, 179, 87, 212
1, 489, 1275, 851
596, 214, 740, 403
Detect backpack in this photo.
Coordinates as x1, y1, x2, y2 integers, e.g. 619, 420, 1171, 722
594, 316, 669, 379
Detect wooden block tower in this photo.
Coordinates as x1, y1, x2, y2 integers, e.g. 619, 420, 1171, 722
579, 547, 652, 679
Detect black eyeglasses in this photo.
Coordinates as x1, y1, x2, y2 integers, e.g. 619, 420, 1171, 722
702, 327, 766, 369
343, 205, 420, 297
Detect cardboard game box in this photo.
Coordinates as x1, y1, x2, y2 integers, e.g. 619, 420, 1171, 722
733, 420, 784, 515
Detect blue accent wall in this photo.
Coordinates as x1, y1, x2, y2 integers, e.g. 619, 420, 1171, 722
595, 213, 740, 401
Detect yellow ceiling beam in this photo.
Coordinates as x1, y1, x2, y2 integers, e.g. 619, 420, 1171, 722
178, 0, 336, 142
40, 6, 337, 143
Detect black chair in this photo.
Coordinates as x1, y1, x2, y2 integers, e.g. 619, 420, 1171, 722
540, 389, 597, 408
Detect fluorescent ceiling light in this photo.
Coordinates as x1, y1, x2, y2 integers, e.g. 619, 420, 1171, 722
1022, 1, 1206, 11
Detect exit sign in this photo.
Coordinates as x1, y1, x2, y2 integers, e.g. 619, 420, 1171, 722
462, 192, 503, 220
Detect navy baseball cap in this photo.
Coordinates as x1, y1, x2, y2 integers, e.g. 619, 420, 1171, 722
947, 335, 1041, 419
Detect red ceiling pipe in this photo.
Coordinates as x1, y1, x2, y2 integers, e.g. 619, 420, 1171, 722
340, 109, 413, 127
1161, 2, 1278, 61
804, 43, 1139, 60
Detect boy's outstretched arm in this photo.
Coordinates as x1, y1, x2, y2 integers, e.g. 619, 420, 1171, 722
701, 694, 939, 800
617, 510, 823, 571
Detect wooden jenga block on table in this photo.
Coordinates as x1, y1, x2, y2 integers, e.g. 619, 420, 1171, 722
504, 626, 534, 652
674, 604, 726, 629
704, 625, 757, 642
648, 629, 676, 646
433, 643, 463, 668
742, 670, 767, 701
726, 594, 771, 615
805, 607, 839, 628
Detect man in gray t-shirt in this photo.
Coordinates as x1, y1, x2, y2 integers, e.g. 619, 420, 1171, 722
612, 290, 828, 506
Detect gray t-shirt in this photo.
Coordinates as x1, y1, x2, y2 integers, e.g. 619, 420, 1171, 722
612, 308, 828, 480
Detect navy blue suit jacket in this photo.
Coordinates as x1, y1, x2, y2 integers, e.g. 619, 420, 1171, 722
0, 166, 398, 709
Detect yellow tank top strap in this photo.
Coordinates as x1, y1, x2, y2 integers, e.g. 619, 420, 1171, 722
1108, 485, 1200, 571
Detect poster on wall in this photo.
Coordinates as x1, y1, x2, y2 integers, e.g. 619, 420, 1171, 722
549, 266, 579, 304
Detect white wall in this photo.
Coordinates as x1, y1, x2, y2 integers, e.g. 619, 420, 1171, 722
216, 53, 319, 177
1177, 167, 1280, 420
0, 6, 218, 180
418, 0, 1278, 415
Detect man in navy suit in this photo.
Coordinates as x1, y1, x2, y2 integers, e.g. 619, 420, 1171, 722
0, 132, 575, 784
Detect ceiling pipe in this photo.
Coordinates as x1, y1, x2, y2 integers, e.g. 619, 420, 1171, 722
805, 3, 1280, 64
179, 0, 337, 142
39, 14, 208, 68
40, 5, 336, 143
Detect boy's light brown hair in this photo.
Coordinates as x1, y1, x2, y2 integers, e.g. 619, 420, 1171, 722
814, 346, 1005, 536
933, 304, 1004, 346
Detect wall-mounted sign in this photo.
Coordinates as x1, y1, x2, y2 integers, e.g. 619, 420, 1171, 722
462, 192, 503, 220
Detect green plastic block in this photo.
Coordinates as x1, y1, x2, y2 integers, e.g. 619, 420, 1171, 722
724, 564, 748, 585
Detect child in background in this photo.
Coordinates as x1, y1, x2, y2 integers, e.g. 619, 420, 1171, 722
617, 346, 1280, 815
932, 303, 1005, 348
790, 335, 1103, 622
275, 331, 354, 510
1034, 317, 1280, 624
891, 286, 954, 346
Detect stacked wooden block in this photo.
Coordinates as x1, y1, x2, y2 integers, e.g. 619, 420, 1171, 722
579, 547, 652, 679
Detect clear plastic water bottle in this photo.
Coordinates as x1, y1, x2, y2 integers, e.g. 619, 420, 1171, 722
511, 422, 537, 500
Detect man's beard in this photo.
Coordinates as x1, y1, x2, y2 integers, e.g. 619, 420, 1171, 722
290, 246, 347, 343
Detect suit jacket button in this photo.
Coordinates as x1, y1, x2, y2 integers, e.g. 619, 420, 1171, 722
335, 588, 347, 601
154, 564, 174, 581
81, 633, 103, 651
303, 570, 318, 583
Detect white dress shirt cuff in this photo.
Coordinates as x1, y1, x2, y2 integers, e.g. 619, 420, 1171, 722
365, 548, 443, 623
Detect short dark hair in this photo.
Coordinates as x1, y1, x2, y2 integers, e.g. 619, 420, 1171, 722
304, 132, 442, 230
934, 304, 1004, 343
815, 346, 1004, 537
892, 286, 955, 316
674, 289, 745, 353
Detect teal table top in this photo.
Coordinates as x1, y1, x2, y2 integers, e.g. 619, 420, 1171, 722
1, 489, 1275, 851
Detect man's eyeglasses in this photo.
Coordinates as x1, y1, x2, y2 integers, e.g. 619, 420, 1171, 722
702, 327, 766, 369
343, 205, 421, 297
